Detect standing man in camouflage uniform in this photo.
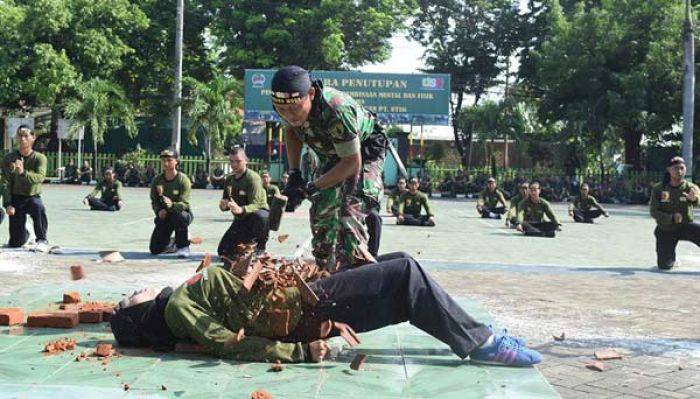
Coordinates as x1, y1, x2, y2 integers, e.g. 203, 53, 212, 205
569, 183, 609, 223
217, 148, 270, 257
2, 126, 49, 251
83, 168, 124, 211
477, 177, 508, 219
650, 157, 700, 270
149, 148, 194, 258
271, 66, 387, 269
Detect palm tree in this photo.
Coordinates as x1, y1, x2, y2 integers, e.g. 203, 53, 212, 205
63, 78, 137, 174
183, 74, 243, 174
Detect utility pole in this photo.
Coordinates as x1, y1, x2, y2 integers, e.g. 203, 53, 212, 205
171, 0, 184, 152
682, 0, 695, 178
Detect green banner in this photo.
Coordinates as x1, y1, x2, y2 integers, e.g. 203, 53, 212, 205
244, 69, 451, 125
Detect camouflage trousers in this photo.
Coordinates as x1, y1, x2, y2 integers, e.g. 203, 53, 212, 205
310, 157, 384, 270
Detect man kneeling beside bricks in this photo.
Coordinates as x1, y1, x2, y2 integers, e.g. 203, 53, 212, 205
109, 252, 541, 367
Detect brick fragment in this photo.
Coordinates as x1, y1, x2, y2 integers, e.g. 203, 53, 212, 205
94, 343, 113, 357
350, 353, 367, 371
0, 308, 24, 325
27, 312, 79, 328
70, 265, 85, 280
79, 309, 103, 323
585, 361, 606, 372
268, 360, 283, 372
63, 292, 81, 304
43, 338, 77, 353
251, 389, 273, 399
594, 348, 623, 360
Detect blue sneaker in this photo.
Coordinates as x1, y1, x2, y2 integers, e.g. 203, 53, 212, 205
488, 325, 526, 346
470, 334, 542, 367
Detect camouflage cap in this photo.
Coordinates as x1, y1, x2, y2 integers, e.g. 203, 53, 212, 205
160, 147, 179, 159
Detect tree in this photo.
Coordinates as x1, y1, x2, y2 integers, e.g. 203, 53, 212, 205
205, 0, 416, 77
183, 74, 243, 174
529, 0, 684, 170
410, 0, 522, 169
63, 79, 137, 173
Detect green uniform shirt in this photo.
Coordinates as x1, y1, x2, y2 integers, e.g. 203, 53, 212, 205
398, 191, 434, 218
150, 172, 191, 214
650, 180, 699, 230
2, 150, 47, 206
264, 184, 281, 207
222, 170, 269, 215
164, 265, 306, 362
386, 188, 407, 211
479, 188, 506, 209
572, 195, 603, 212
283, 87, 375, 163
88, 180, 123, 203
506, 193, 523, 220
517, 197, 560, 225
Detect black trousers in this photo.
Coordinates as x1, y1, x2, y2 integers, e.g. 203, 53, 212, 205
654, 224, 700, 269
150, 211, 193, 254
88, 197, 119, 211
390, 204, 399, 217
522, 221, 558, 238
399, 214, 435, 227
365, 210, 382, 257
480, 206, 506, 219
573, 209, 602, 223
217, 210, 270, 256
308, 253, 492, 358
8, 195, 48, 247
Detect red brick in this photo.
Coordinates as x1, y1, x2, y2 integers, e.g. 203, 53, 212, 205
0, 308, 24, 325
27, 312, 79, 328
94, 343, 113, 357
70, 265, 85, 280
78, 309, 103, 323
63, 292, 81, 304
251, 390, 273, 399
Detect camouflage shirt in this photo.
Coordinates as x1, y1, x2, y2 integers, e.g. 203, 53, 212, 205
283, 87, 376, 163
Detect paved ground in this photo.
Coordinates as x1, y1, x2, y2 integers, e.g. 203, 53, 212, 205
0, 184, 699, 398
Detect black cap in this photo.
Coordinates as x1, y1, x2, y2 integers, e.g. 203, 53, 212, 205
271, 66, 312, 105
160, 147, 179, 159
110, 287, 176, 351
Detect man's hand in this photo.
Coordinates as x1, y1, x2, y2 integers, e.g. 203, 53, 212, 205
427, 216, 435, 224
228, 199, 243, 215
83, 197, 89, 206
162, 196, 173, 209
309, 340, 329, 363
516, 223, 524, 232
673, 212, 683, 224
14, 159, 23, 174
397, 215, 404, 223
219, 199, 230, 211
158, 209, 168, 219
568, 210, 574, 217
685, 188, 698, 203
6, 206, 15, 216
476, 205, 483, 213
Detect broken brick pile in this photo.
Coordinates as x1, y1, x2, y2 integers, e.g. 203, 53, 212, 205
43, 338, 77, 353
2, 293, 115, 329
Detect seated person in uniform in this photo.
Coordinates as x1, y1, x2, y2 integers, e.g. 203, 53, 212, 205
261, 171, 281, 205
397, 177, 435, 227
505, 182, 529, 227
143, 163, 156, 186
125, 163, 141, 187
650, 156, 700, 270
477, 177, 508, 219
385, 177, 407, 216
210, 165, 226, 189
109, 252, 541, 367
515, 182, 561, 238
192, 167, 209, 189
419, 174, 433, 197
79, 160, 93, 184
569, 183, 609, 223
63, 159, 78, 184
439, 174, 455, 198
217, 148, 270, 257
83, 168, 124, 211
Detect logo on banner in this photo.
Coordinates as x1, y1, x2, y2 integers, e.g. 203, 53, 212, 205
421, 77, 444, 90
252, 74, 266, 88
